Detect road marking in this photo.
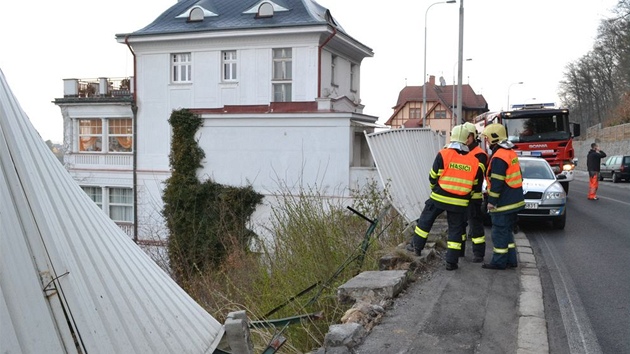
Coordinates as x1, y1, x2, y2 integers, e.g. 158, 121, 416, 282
539, 236, 603, 354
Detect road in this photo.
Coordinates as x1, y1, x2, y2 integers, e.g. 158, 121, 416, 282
523, 173, 630, 354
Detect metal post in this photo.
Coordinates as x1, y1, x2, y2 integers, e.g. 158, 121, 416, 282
452, 58, 471, 129
423, 0, 456, 128
455, 0, 464, 125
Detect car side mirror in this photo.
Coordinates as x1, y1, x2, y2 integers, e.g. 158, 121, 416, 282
556, 175, 567, 180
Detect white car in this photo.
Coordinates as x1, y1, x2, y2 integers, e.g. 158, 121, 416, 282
518, 156, 567, 229
482, 156, 567, 229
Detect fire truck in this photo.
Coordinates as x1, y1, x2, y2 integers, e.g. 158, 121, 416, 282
474, 103, 581, 193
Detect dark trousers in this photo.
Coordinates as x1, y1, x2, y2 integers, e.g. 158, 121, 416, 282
413, 199, 467, 264
488, 212, 518, 267
466, 201, 486, 258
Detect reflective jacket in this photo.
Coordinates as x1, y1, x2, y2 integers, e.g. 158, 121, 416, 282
468, 143, 488, 202
486, 147, 525, 214
429, 148, 481, 210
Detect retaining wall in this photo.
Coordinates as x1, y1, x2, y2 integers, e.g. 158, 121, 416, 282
573, 123, 630, 171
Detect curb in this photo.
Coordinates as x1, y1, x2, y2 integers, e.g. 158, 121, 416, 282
515, 233, 549, 354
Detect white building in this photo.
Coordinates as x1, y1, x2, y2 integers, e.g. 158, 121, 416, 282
55, 0, 380, 242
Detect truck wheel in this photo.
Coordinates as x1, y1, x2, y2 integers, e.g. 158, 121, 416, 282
561, 181, 569, 194
612, 172, 619, 183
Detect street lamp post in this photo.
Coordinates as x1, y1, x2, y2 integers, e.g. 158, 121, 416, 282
507, 81, 524, 110
452, 58, 472, 128
455, 0, 465, 125
422, 0, 456, 128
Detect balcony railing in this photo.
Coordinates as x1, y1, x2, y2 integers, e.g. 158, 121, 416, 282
63, 77, 133, 99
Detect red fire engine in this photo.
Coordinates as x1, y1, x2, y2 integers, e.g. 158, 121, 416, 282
474, 103, 581, 193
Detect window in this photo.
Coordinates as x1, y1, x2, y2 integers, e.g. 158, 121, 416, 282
410, 108, 422, 119
109, 188, 134, 222
79, 119, 102, 152
222, 50, 237, 81
81, 186, 133, 223
331, 55, 338, 86
78, 118, 132, 153
82, 186, 103, 209
434, 109, 447, 119
172, 53, 192, 83
350, 64, 358, 92
108, 119, 133, 152
272, 48, 292, 102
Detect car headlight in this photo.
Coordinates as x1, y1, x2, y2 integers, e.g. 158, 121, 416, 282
544, 183, 566, 200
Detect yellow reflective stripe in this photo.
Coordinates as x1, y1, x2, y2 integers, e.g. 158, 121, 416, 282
490, 200, 526, 213
437, 168, 444, 175
461, 234, 467, 242
472, 192, 483, 199
429, 183, 435, 189
472, 236, 485, 244
430, 192, 469, 207
493, 247, 508, 254
506, 177, 523, 187
430, 169, 439, 179
478, 162, 486, 174
415, 226, 429, 239
440, 184, 473, 193
441, 176, 474, 187
490, 173, 505, 180
447, 241, 462, 250
508, 243, 515, 249
488, 190, 500, 198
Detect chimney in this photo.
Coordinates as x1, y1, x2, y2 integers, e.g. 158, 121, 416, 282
429, 75, 435, 85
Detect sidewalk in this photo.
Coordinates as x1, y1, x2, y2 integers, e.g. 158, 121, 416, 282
331, 227, 548, 354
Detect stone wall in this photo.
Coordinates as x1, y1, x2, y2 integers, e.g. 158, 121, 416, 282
573, 123, 630, 171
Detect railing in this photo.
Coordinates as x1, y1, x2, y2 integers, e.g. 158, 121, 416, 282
63, 77, 133, 98
67, 153, 133, 169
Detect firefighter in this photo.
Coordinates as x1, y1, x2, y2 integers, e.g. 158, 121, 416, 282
461, 122, 488, 263
409, 125, 483, 271
480, 124, 525, 270
586, 143, 606, 200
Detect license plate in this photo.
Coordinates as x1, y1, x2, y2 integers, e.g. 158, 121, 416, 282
525, 203, 538, 209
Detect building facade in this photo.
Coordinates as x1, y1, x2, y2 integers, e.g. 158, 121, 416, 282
56, 0, 379, 242
386, 75, 488, 137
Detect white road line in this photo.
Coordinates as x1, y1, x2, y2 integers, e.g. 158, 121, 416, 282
538, 235, 603, 354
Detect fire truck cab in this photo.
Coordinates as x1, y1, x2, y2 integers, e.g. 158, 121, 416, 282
475, 103, 581, 194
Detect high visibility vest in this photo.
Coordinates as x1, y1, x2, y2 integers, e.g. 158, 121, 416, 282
430, 149, 479, 207
487, 148, 523, 191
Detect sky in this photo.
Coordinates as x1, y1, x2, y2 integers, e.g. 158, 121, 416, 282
0, 0, 619, 143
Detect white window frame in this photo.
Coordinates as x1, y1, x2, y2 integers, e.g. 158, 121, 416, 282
81, 186, 103, 209
350, 63, 358, 92
108, 118, 133, 153
222, 50, 237, 82
272, 48, 292, 102
331, 55, 338, 87
77, 118, 133, 153
172, 52, 192, 83
78, 119, 103, 152
109, 187, 134, 223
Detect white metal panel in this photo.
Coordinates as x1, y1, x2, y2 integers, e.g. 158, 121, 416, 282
0, 69, 223, 354
365, 128, 445, 223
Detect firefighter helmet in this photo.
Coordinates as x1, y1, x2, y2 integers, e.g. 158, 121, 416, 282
462, 122, 478, 139
450, 124, 469, 144
481, 123, 507, 145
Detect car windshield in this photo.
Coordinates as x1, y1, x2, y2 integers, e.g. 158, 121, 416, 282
519, 159, 555, 180
504, 115, 571, 143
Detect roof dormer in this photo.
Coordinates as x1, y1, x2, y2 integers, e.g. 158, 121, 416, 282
243, 1, 289, 18
176, 5, 218, 21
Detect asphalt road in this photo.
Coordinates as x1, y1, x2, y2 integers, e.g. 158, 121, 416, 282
523, 172, 630, 354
